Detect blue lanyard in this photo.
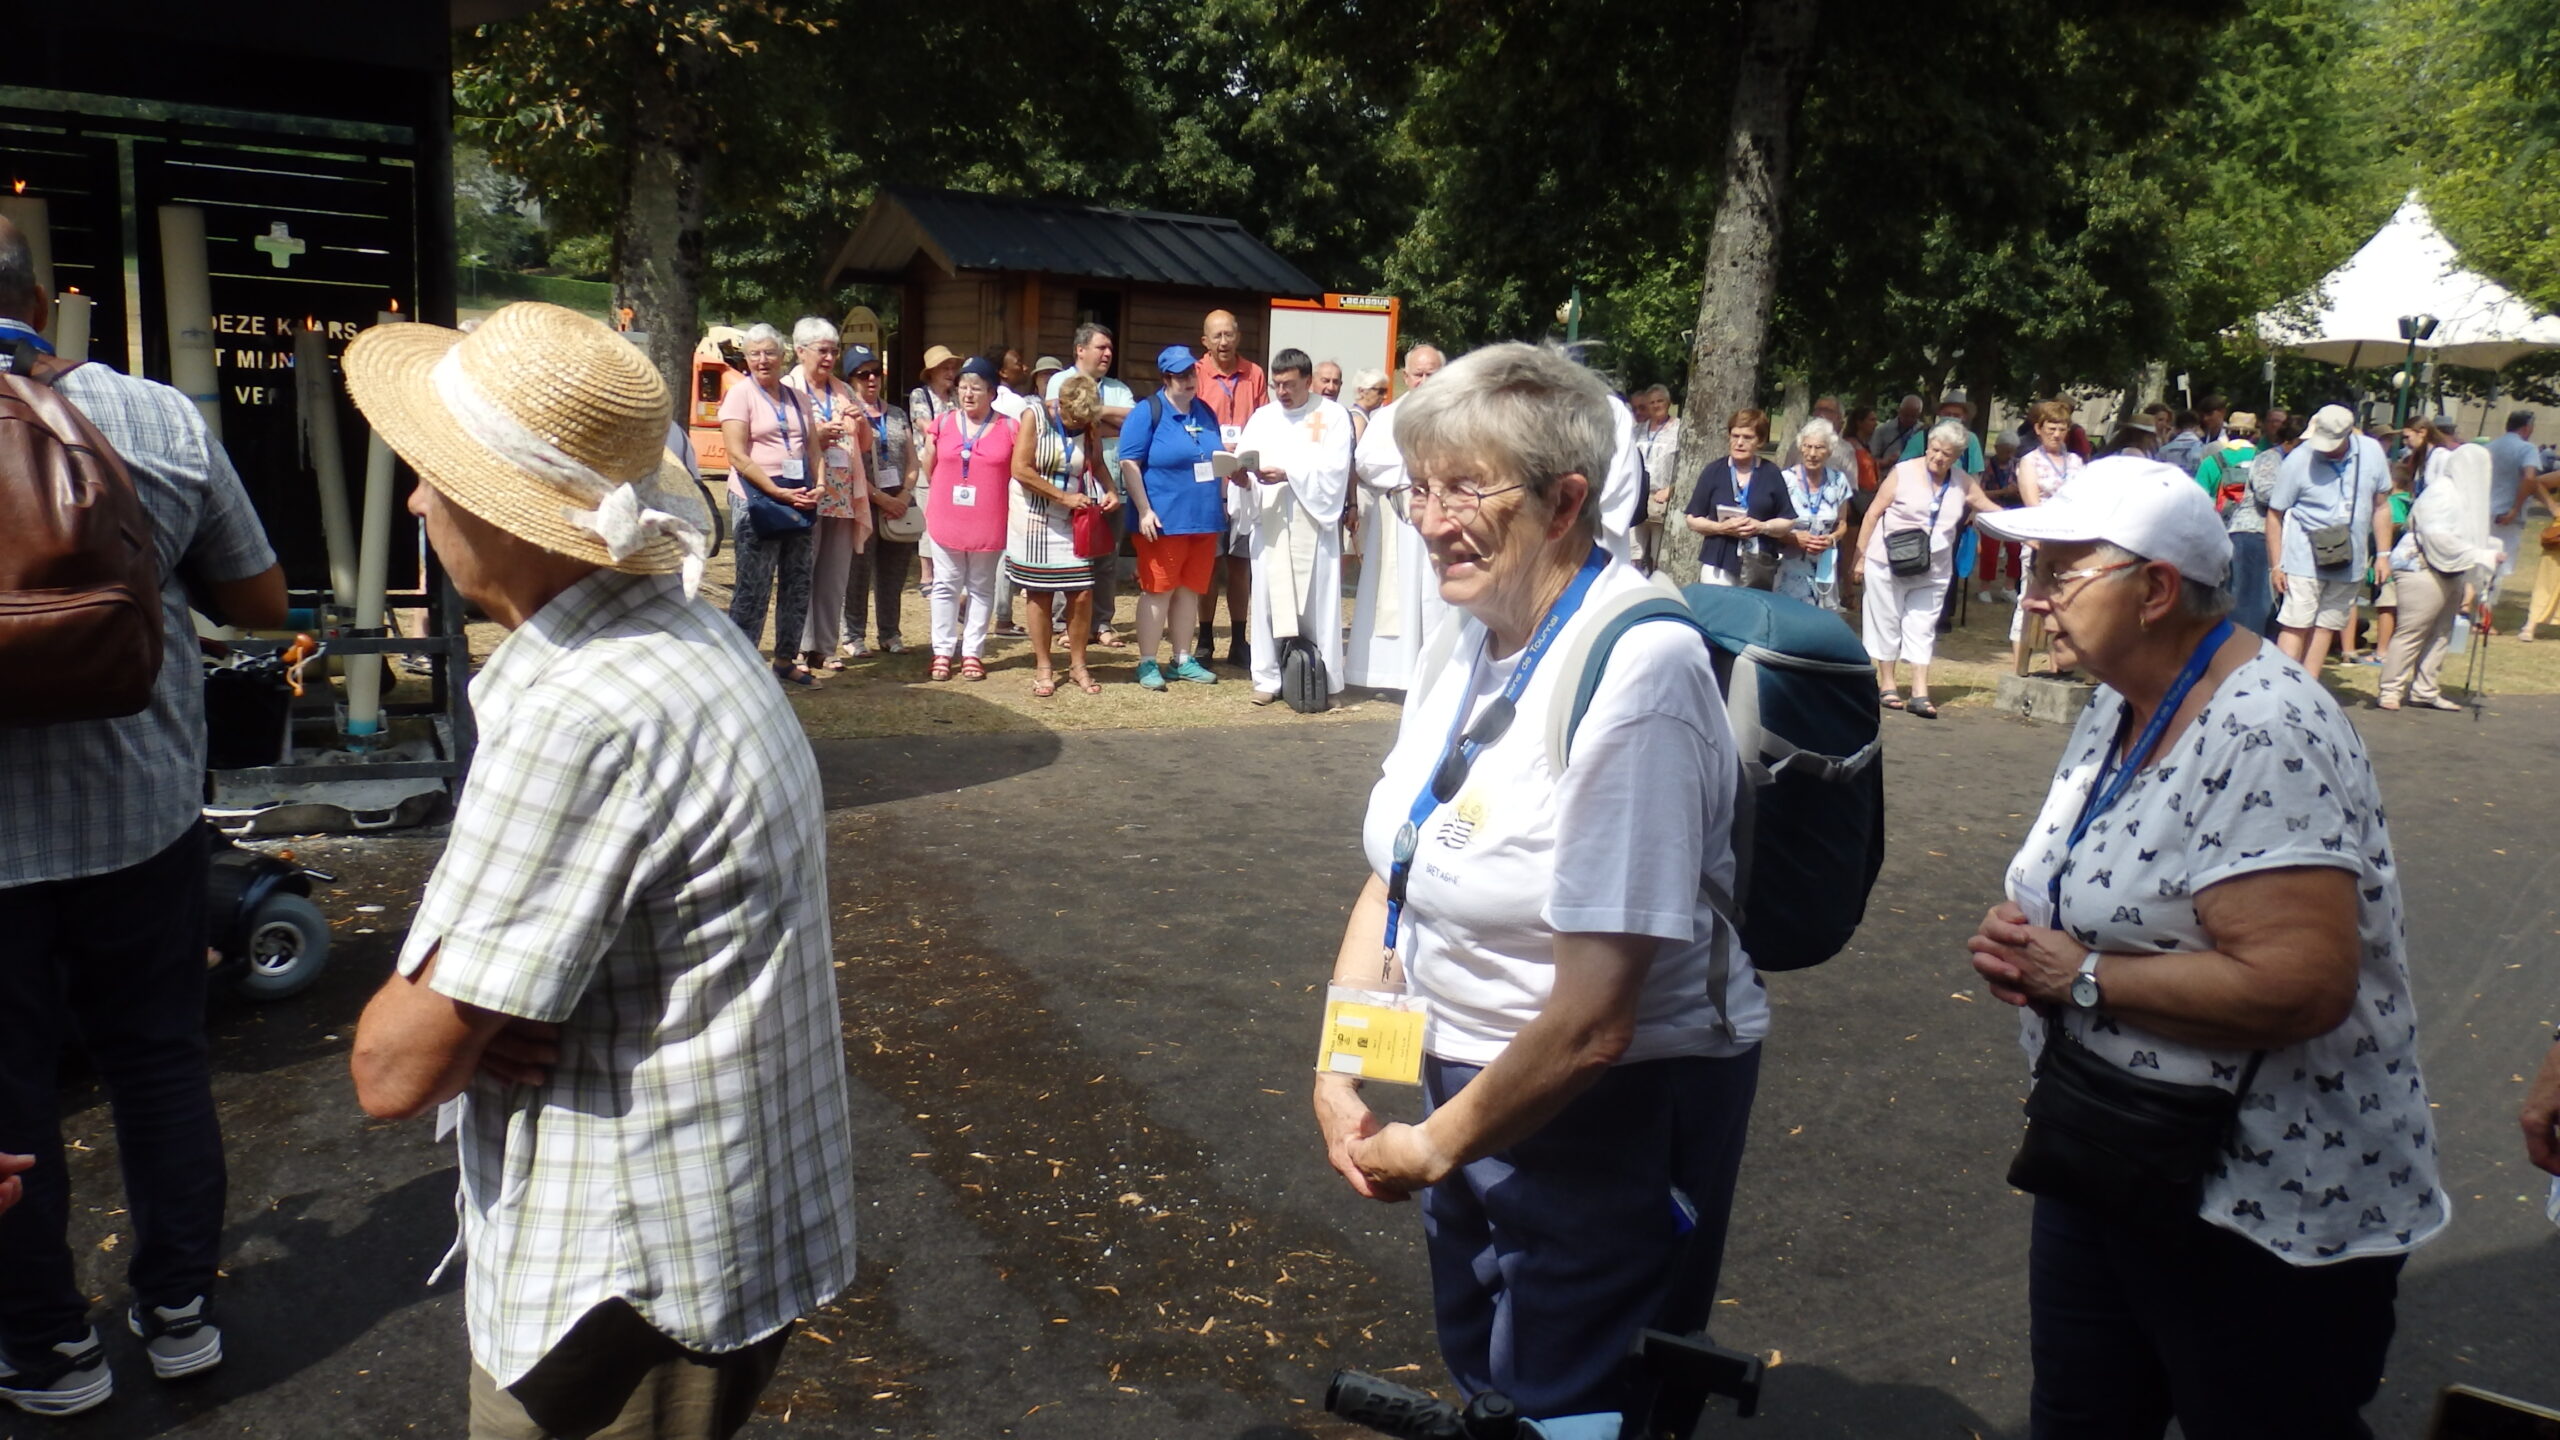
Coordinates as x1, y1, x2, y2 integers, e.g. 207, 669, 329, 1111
0, 318, 54, 355
1384, 547, 1612, 958
2048, 618, 2233, 918
757, 382, 800, 445
868, 403, 888, 451
956, 412, 995, 471
807, 380, 837, 424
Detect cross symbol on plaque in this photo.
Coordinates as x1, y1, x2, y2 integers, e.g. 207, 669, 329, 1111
251, 221, 307, 270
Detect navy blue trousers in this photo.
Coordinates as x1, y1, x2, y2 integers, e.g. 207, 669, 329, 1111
2229, 531, 2277, 638
2029, 1196, 2405, 1440
0, 825, 225, 1349
1420, 1048, 1761, 1422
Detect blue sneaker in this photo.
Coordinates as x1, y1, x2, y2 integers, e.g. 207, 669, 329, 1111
1171, 657, 1219, 685
1136, 659, 1168, 691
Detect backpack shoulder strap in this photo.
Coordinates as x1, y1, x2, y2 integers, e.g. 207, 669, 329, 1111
1544, 574, 1698, 774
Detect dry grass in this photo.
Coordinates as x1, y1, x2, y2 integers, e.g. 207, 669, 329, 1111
433, 553, 1404, 739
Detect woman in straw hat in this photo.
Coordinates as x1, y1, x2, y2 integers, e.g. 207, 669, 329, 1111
720, 323, 825, 686
341, 301, 710, 602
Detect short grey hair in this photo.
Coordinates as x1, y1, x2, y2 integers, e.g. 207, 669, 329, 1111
1072, 321, 1113, 352
1926, 418, 1972, 453
1796, 417, 1839, 450
1395, 343, 1613, 540
1351, 367, 1388, 392
1636, 384, 1672, 404
790, 316, 839, 350
2090, 542, 2234, 622
740, 322, 787, 353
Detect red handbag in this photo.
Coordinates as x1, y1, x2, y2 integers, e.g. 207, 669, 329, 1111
1067, 441, 1115, 558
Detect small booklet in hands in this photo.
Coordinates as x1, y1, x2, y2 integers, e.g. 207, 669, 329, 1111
1212, 449, 1259, 478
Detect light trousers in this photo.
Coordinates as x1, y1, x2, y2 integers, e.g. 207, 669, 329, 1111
2377, 566, 2462, 705
925, 539, 1001, 660
800, 515, 859, 659
2527, 548, 2560, 636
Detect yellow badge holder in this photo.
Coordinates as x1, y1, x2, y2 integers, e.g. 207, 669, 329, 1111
1315, 983, 1426, 1087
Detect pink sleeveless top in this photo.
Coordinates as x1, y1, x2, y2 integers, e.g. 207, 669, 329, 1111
1862, 457, 1969, 571
925, 409, 1015, 553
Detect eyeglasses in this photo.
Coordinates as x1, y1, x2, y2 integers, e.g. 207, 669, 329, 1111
1411, 479, 1528, 517
2023, 557, 2142, 599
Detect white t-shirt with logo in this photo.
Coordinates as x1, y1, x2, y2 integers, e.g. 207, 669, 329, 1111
2005, 645, 2447, 1263
1360, 561, 1768, 1066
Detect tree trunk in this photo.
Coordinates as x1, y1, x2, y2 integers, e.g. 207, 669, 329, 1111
613, 36, 709, 410
1660, 0, 1825, 585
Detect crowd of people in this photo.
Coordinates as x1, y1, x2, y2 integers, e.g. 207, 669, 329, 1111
6, 189, 2560, 1440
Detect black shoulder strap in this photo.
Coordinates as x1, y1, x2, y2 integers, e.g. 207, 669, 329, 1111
6, 340, 78, 386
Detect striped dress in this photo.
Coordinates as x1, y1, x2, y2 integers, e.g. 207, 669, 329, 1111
1005, 404, 1099, 591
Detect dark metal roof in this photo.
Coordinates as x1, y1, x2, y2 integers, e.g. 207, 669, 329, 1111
825, 186, 1320, 297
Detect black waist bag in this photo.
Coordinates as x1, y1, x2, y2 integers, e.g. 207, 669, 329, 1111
1883, 527, 1930, 576
2008, 1018, 2262, 1229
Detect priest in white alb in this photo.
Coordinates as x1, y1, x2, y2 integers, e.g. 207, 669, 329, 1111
1240, 347, 1353, 705
1347, 343, 1446, 690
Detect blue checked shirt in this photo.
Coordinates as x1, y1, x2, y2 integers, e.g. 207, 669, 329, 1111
0, 361, 276, 886
398, 568, 858, 1386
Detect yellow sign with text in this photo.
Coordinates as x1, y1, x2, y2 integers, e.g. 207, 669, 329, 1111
1316, 985, 1426, 1087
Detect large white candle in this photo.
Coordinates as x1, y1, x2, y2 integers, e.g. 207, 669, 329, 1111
52, 291, 90, 361
344, 305, 408, 742
296, 321, 358, 608
156, 205, 221, 438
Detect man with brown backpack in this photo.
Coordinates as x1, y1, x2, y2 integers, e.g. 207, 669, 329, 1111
0, 213, 285, 1417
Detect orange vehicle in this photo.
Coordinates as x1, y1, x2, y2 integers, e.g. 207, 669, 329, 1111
688, 326, 747, 477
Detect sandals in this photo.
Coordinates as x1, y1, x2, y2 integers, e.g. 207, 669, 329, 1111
1907, 696, 1940, 720
1069, 665, 1102, 695
1030, 669, 1059, 698
775, 665, 818, 689
928, 655, 953, 682
1880, 691, 1906, 712
960, 656, 988, 681
1095, 628, 1124, 648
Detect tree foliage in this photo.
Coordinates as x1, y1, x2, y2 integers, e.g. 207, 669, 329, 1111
2405, 0, 2560, 311
455, 0, 2447, 413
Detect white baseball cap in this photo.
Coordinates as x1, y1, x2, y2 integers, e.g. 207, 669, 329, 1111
2303, 403, 2358, 450
1975, 455, 2231, 585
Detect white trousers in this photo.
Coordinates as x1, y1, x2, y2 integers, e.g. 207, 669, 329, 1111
926, 539, 1001, 659
1862, 562, 1949, 665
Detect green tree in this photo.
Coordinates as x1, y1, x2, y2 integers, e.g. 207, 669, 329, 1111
2407, 0, 2560, 310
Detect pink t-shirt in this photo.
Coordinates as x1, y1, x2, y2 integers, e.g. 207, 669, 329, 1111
1863, 457, 1972, 570
717, 377, 810, 501
784, 369, 870, 517
925, 409, 1015, 553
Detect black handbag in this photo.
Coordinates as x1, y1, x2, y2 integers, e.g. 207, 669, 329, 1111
1280, 635, 1329, 713
1738, 547, 1783, 590
2007, 1015, 2263, 1229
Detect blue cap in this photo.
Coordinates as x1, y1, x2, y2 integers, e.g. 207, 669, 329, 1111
1156, 345, 1199, 376
840, 343, 877, 376
959, 356, 1001, 382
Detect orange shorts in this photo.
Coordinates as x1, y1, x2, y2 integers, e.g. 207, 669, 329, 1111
1135, 531, 1217, 594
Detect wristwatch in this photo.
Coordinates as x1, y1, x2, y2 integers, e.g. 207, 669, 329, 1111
2069, 950, 2105, 1011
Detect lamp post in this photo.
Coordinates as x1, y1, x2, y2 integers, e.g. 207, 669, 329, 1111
2394, 313, 2438, 429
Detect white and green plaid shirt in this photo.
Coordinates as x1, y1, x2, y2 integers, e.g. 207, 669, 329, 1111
398, 569, 857, 1386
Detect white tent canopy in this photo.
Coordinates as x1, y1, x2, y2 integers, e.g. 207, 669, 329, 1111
2256, 193, 2560, 371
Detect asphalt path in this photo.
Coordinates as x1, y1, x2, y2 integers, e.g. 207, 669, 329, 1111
15, 685, 2560, 1440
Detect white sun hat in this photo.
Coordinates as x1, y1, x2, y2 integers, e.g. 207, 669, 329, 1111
1974, 455, 2232, 585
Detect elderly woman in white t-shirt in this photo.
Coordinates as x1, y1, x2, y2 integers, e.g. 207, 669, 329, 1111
1966, 459, 2443, 1436
1310, 343, 1764, 1437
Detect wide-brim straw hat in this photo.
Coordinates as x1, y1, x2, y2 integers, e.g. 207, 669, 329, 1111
920, 343, 960, 375
343, 302, 709, 578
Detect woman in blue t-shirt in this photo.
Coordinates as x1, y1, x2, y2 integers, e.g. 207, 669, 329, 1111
1116, 345, 1229, 690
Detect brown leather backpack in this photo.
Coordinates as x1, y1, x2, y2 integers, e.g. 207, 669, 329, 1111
0, 343, 164, 725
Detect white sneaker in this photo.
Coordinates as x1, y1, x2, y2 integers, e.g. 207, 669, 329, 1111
0, 1327, 113, 1416
128, 1297, 222, 1380
1976, 589, 1998, 604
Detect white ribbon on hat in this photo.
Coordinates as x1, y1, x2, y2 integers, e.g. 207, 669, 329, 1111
430, 348, 709, 597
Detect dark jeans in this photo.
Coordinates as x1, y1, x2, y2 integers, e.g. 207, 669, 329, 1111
0, 825, 224, 1349
468, 1299, 792, 1440
2229, 530, 2276, 637
844, 535, 916, 646
1420, 1048, 1761, 1423
2028, 1196, 2405, 1440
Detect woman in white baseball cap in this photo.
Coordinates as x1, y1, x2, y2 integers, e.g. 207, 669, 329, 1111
1963, 456, 2441, 1434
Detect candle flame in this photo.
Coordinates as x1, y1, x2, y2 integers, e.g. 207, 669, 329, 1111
9, 180, 23, 195
389, 298, 400, 313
